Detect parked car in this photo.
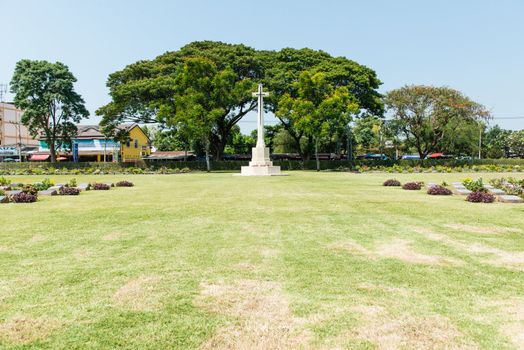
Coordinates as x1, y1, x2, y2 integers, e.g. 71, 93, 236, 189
361, 153, 390, 160
401, 154, 421, 160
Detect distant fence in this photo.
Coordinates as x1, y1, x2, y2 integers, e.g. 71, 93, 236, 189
1, 158, 524, 172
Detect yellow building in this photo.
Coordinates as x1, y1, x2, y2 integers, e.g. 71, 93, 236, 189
120, 124, 151, 162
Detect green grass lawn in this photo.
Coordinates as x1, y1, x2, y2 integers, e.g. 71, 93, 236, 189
1, 171, 524, 349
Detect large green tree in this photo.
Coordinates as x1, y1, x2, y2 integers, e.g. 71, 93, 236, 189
10, 60, 89, 162
161, 57, 236, 171
277, 71, 358, 170
385, 85, 490, 159
267, 48, 383, 160
97, 41, 261, 160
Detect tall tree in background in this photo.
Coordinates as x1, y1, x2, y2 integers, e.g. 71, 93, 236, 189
97, 41, 261, 160
385, 85, 490, 159
267, 48, 383, 160
277, 71, 358, 170
161, 57, 234, 171
10, 60, 89, 162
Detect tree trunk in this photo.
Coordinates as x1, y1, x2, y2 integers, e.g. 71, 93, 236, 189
49, 142, 57, 163
315, 138, 320, 172
184, 147, 188, 162
205, 142, 211, 172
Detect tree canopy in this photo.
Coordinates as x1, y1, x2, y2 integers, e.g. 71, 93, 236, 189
97, 41, 383, 161
10, 59, 89, 162
385, 85, 490, 158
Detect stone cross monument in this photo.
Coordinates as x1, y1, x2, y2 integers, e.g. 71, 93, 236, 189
240, 84, 284, 176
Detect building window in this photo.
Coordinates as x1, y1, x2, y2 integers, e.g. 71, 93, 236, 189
134, 139, 138, 148
126, 141, 130, 148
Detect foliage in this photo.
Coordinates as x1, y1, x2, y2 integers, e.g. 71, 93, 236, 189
402, 182, 422, 190
60, 187, 80, 195
427, 185, 452, 195
385, 85, 490, 158
97, 41, 261, 160
462, 178, 486, 192
489, 177, 524, 197
10, 192, 38, 203
383, 179, 401, 186
270, 48, 383, 161
225, 125, 255, 154
0, 176, 11, 186
506, 130, 524, 158
22, 184, 39, 195
116, 180, 134, 187
467, 191, 495, 203
68, 178, 78, 188
34, 178, 55, 191
92, 183, 111, 190
98, 42, 383, 161
10, 59, 89, 162
165, 57, 240, 171
276, 71, 358, 170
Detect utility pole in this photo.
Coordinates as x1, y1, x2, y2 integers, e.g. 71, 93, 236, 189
478, 122, 482, 159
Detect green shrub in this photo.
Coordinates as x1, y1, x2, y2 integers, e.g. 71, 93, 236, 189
462, 178, 486, 192
0, 176, 11, 186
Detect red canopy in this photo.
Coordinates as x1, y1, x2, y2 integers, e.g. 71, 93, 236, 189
428, 153, 444, 158
30, 154, 50, 161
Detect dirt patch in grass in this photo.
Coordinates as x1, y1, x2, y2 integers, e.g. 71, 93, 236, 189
488, 299, 524, 348
112, 275, 161, 311
30, 234, 46, 242
445, 224, 519, 235
413, 226, 524, 269
351, 305, 477, 350
102, 232, 122, 241
376, 239, 457, 265
234, 262, 260, 271
0, 316, 60, 344
329, 239, 457, 265
260, 248, 279, 258
197, 279, 310, 349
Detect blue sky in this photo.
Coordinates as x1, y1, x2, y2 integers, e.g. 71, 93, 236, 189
1, 0, 523, 132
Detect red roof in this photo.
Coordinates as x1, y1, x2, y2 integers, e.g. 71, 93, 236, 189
30, 154, 50, 161
428, 153, 444, 158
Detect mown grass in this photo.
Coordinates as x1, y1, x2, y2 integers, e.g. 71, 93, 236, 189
0, 172, 523, 349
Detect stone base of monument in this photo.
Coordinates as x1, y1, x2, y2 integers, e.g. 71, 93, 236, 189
237, 146, 287, 176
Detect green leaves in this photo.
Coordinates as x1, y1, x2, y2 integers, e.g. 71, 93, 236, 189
385, 85, 490, 158
10, 59, 89, 162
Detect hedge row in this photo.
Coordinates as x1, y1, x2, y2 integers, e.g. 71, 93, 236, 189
1, 158, 524, 173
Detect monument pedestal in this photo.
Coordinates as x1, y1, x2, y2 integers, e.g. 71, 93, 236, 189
239, 146, 284, 176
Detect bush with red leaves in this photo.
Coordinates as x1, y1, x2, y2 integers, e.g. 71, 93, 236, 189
10, 192, 37, 203
427, 185, 452, 196
383, 179, 401, 187
92, 183, 110, 190
116, 180, 134, 187
402, 182, 422, 190
467, 191, 495, 203
59, 187, 80, 196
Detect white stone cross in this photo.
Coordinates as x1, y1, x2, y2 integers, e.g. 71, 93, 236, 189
252, 84, 269, 147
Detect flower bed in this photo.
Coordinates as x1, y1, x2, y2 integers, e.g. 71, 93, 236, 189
427, 185, 452, 195
10, 192, 37, 203
402, 182, 422, 190
92, 183, 111, 190
383, 179, 401, 187
467, 191, 495, 203
59, 187, 81, 196
116, 180, 134, 187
